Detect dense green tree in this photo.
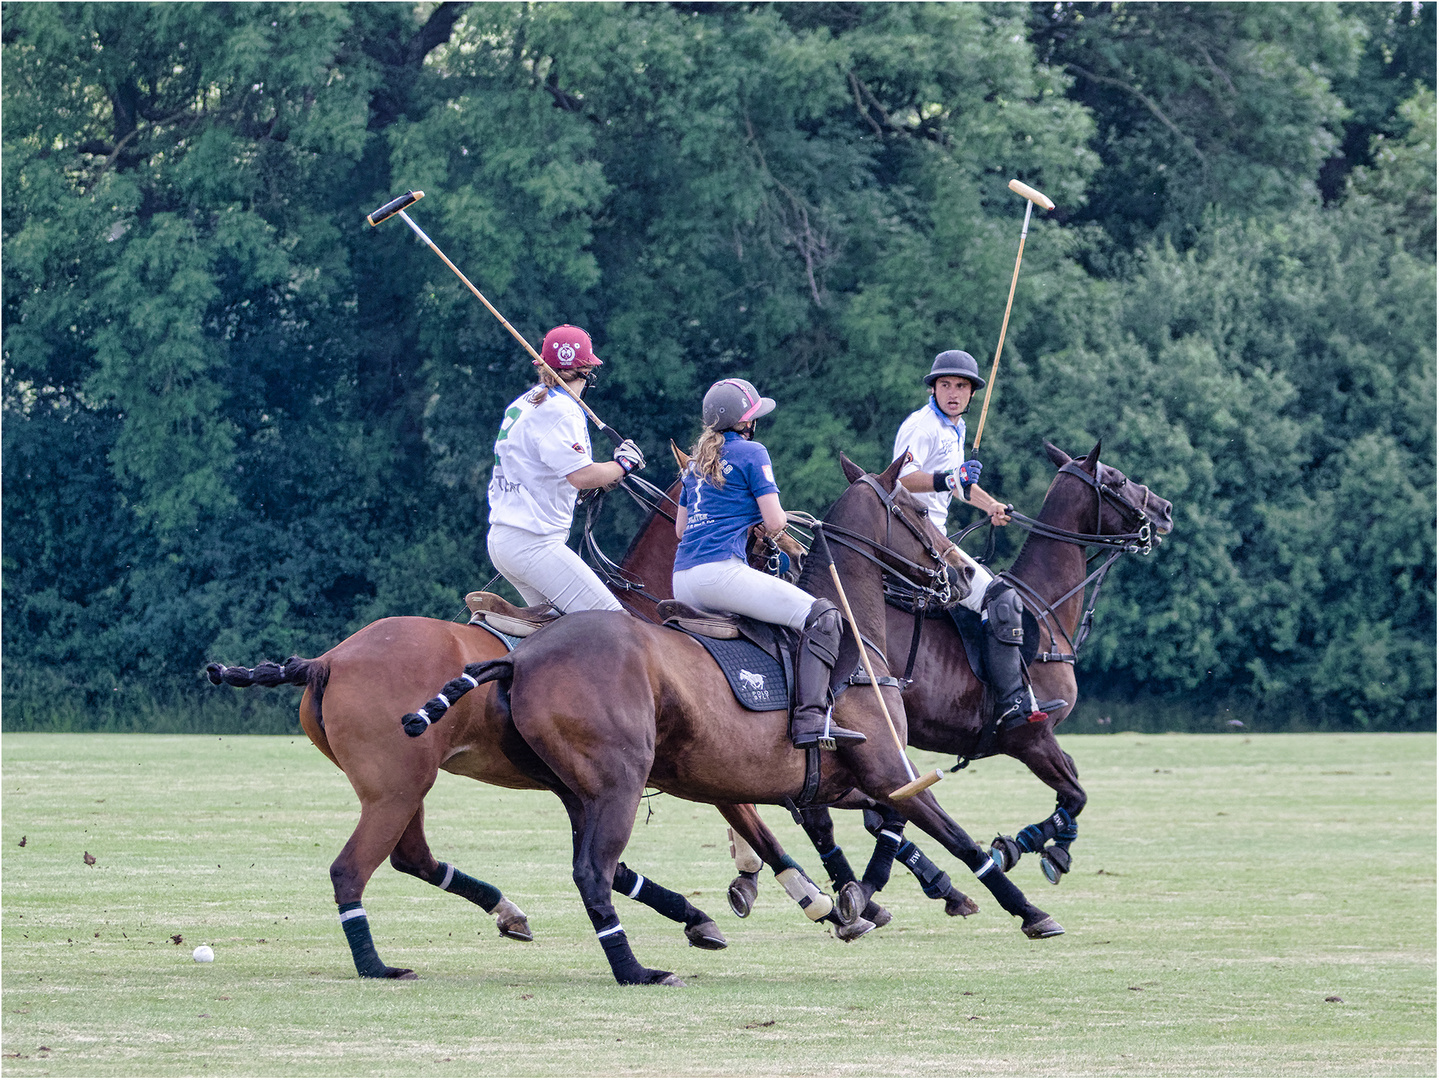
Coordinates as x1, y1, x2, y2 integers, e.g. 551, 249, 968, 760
3, 3, 1432, 732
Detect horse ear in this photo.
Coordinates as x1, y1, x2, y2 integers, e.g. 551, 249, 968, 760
670, 439, 690, 470
877, 451, 909, 489
839, 452, 865, 484
1044, 441, 1070, 468
1081, 441, 1102, 473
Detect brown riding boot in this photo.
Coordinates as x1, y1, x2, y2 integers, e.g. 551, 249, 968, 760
791, 599, 867, 750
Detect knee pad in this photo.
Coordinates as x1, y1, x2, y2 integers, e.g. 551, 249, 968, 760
983, 585, 1025, 645
803, 599, 843, 663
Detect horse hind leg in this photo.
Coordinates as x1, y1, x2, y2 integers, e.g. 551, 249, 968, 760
330, 800, 430, 979
838, 808, 979, 923
612, 863, 726, 950
387, 805, 533, 942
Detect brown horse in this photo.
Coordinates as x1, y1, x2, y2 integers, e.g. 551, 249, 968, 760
782, 441, 1174, 919
206, 478, 871, 980
413, 455, 1065, 986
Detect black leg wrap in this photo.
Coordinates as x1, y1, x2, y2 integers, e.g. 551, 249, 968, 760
338, 903, 391, 978
423, 862, 504, 911
818, 844, 857, 888
597, 925, 651, 985
896, 840, 954, 901
970, 858, 1030, 918
613, 862, 693, 924
861, 828, 902, 892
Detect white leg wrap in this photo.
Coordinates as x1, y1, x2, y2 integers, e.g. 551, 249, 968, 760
728, 828, 763, 874
776, 867, 835, 921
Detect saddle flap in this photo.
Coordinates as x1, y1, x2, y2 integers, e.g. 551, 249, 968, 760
656, 599, 741, 640
948, 606, 1043, 680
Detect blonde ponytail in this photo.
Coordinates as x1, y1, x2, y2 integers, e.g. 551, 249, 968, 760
688, 426, 728, 488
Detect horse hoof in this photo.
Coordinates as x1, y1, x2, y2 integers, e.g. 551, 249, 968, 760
1040, 856, 1061, 884
990, 835, 1021, 872
654, 972, 687, 987
862, 900, 892, 929
944, 889, 980, 918
836, 881, 868, 926
728, 876, 757, 919
493, 899, 533, 942
1022, 915, 1065, 939
685, 919, 728, 950
1041, 845, 1072, 883
835, 916, 877, 943
363, 966, 417, 980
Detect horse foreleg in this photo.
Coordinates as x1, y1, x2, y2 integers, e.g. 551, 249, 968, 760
723, 822, 762, 918
716, 804, 869, 939
842, 807, 978, 922
329, 799, 427, 979
897, 790, 1063, 940
386, 804, 533, 942
611, 862, 726, 950
993, 728, 1088, 883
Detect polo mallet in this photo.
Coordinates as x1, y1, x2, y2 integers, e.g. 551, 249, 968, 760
367, 190, 625, 447
810, 526, 942, 800
971, 179, 1055, 452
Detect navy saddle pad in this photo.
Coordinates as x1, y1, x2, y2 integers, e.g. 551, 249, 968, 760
689, 633, 789, 712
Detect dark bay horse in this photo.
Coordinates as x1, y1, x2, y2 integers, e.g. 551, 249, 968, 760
411, 455, 1065, 986
787, 441, 1174, 919
206, 478, 870, 980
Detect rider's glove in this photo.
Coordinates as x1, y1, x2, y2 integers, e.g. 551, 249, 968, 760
940, 459, 982, 497
612, 439, 646, 474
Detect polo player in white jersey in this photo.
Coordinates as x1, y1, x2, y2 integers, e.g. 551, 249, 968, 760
486, 324, 645, 614
893, 349, 1065, 729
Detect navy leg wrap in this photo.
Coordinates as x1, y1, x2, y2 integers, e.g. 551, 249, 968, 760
423, 862, 504, 911
818, 844, 857, 888
896, 840, 954, 901
596, 922, 649, 985
1018, 808, 1077, 853
862, 828, 903, 892
968, 855, 1030, 918
613, 862, 691, 924
338, 902, 390, 978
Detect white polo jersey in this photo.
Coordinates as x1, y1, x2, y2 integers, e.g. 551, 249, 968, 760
893, 398, 967, 531
487, 387, 595, 538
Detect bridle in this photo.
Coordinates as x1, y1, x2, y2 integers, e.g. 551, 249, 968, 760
997, 460, 1160, 663
580, 475, 678, 608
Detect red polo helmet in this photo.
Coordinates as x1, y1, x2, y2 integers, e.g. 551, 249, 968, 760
540, 324, 603, 371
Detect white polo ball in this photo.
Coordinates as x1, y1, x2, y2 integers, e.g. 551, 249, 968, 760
192, 945, 215, 963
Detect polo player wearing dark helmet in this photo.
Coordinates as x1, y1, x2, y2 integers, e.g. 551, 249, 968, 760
893, 349, 1065, 730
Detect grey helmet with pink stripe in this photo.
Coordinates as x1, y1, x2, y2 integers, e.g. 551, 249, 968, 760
702, 378, 775, 431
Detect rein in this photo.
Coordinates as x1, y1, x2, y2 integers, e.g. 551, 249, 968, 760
998, 460, 1158, 663
581, 475, 679, 605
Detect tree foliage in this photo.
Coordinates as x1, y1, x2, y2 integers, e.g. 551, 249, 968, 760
3, 2, 1433, 731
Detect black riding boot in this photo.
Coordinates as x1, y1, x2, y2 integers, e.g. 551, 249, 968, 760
791, 599, 867, 750
981, 586, 1066, 725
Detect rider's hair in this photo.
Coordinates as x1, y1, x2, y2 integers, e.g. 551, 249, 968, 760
688, 425, 728, 488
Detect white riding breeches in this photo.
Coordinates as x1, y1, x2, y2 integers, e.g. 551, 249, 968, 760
953, 545, 995, 614
487, 524, 623, 614
673, 557, 815, 631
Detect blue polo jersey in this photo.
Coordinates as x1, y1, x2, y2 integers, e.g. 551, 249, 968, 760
674, 433, 780, 572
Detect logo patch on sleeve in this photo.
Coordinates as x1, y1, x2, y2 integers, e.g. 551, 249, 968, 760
761, 465, 775, 483
572, 442, 585, 454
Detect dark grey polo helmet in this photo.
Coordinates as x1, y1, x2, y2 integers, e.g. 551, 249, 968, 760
702, 378, 776, 431
924, 350, 986, 390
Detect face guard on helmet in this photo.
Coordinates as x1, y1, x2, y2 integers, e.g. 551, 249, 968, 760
924, 350, 985, 391
702, 378, 775, 435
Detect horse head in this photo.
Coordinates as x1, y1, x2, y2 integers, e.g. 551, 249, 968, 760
832, 451, 966, 590
1041, 441, 1174, 546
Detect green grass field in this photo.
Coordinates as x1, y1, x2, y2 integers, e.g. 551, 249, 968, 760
2, 731, 1433, 1077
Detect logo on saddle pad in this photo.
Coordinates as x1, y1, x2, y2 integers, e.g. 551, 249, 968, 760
738, 669, 766, 693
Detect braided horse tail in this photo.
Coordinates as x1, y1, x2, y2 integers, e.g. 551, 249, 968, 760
206, 656, 328, 703
402, 658, 513, 738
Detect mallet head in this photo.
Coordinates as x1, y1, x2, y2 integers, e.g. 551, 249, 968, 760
367, 190, 425, 227
1007, 179, 1054, 211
